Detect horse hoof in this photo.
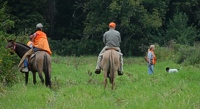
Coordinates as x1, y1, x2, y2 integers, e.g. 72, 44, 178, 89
118, 71, 123, 76
94, 69, 101, 74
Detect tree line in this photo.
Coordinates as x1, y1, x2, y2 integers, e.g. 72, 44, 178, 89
1, 0, 200, 56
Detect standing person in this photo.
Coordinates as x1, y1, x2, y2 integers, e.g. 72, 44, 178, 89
95, 22, 123, 75
147, 45, 156, 74
19, 23, 52, 72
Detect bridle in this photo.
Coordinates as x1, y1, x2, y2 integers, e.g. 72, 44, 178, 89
8, 42, 16, 52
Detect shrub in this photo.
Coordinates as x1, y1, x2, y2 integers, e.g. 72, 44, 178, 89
174, 44, 193, 64
0, 36, 19, 86
183, 43, 200, 65
154, 44, 175, 62
169, 42, 200, 65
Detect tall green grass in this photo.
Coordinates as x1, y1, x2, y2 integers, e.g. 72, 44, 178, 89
0, 56, 199, 109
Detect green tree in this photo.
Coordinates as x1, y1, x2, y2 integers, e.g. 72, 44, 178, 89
0, 2, 14, 34
83, 0, 168, 55
165, 12, 198, 45
4, 0, 50, 35
52, 0, 85, 40
150, 0, 200, 46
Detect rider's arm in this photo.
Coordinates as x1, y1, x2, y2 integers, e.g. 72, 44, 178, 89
119, 32, 121, 43
103, 33, 106, 44
30, 33, 37, 42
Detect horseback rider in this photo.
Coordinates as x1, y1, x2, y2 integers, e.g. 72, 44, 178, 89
19, 23, 52, 72
95, 22, 123, 75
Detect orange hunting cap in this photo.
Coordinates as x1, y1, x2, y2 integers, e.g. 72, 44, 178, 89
109, 22, 116, 28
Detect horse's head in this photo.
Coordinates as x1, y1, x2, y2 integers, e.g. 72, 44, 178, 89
6, 39, 16, 51
5, 37, 17, 55
6, 37, 31, 58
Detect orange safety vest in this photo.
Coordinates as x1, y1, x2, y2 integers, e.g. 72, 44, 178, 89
150, 50, 156, 65
27, 41, 33, 47
32, 30, 52, 55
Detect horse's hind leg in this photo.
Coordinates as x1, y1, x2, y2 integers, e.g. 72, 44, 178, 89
110, 75, 115, 90
104, 71, 107, 89
111, 81, 115, 90
32, 72, 37, 84
111, 71, 117, 90
25, 72, 29, 85
38, 71, 44, 84
104, 78, 107, 89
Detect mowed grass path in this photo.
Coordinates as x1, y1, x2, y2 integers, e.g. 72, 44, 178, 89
0, 56, 200, 109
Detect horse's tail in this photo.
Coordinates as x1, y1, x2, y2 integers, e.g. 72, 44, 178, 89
43, 53, 51, 88
109, 50, 115, 84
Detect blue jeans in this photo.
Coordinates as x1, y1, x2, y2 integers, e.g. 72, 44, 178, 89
148, 64, 154, 74
33, 47, 39, 51
24, 59, 28, 67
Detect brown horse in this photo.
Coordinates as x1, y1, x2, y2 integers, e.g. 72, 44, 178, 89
6, 39, 52, 88
101, 49, 120, 90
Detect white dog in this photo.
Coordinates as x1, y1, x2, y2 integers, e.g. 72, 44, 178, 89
166, 66, 182, 73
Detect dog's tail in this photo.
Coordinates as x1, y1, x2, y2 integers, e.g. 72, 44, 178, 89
178, 66, 182, 70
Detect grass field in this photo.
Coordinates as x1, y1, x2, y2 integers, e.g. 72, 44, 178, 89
0, 56, 200, 109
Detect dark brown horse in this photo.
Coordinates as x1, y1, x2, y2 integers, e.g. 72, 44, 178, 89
101, 49, 120, 90
6, 39, 52, 88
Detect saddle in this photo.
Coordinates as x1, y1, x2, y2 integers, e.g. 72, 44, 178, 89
101, 48, 123, 57
27, 51, 39, 67
29, 49, 47, 59
29, 51, 37, 59
105, 47, 119, 52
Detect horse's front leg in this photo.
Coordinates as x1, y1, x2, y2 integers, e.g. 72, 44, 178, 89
25, 72, 29, 85
32, 72, 37, 84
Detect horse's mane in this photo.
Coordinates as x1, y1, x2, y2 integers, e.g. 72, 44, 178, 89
16, 42, 31, 49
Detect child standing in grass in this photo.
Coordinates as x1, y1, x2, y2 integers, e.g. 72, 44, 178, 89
147, 45, 156, 74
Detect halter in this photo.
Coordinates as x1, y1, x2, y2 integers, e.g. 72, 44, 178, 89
11, 42, 16, 51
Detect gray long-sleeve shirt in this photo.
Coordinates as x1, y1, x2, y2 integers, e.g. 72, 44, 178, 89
103, 28, 121, 47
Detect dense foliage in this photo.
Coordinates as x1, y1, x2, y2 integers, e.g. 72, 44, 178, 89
0, 2, 18, 85
1, 0, 200, 56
